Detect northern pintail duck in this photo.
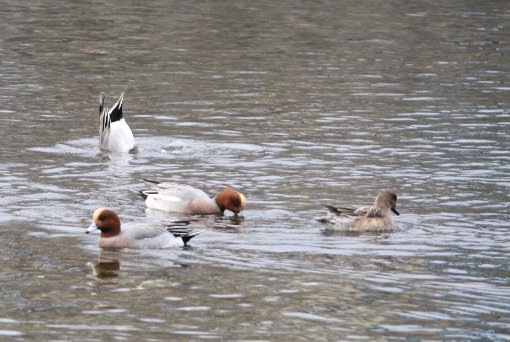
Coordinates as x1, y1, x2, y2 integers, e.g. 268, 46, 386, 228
86, 208, 202, 248
319, 191, 400, 232
133, 179, 246, 215
99, 91, 135, 152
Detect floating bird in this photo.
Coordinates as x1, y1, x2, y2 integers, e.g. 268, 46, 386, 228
133, 179, 246, 215
319, 191, 400, 232
98, 91, 135, 152
86, 208, 202, 248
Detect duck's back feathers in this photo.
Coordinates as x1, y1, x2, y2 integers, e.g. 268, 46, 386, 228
326, 205, 355, 215
325, 205, 370, 217
137, 180, 211, 203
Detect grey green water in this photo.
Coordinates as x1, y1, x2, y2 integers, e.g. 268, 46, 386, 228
1, 0, 509, 340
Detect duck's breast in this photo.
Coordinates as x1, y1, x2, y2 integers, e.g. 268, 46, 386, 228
98, 235, 133, 248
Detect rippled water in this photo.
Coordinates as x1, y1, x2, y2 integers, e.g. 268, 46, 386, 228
1, 0, 509, 340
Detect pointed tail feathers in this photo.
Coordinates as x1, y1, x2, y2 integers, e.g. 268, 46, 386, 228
129, 188, 149, 199
140, 178, 160, 185
130, 179, 161, 199
99, 93, 106, 116
108, 91, 124, 123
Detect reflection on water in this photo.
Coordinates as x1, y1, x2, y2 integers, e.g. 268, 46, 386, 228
91, 252, 121, 279
92, 259, 120, 278
1, 0, 510, 340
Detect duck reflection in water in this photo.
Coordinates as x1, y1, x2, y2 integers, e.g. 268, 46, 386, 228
91, 251, 121, 279
93, 259, 121, 278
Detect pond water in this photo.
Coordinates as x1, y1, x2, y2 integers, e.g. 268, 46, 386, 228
1, 0, 509, 340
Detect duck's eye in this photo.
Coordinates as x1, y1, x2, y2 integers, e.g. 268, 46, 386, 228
231, 198, 240, 207
98, 214, 108, 221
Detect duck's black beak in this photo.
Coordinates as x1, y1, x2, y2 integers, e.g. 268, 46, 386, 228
392, 208, 400, 216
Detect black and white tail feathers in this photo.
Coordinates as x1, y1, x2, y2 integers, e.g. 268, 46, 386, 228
99, 91, 125, 148
166, 220, 204, 246
129, 178, 162, 199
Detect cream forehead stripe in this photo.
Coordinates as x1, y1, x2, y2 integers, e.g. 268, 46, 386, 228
239, 192, 246, 208
92, 208, 107, 220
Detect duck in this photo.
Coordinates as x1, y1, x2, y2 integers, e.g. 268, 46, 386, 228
318, 191, 400, 232
86, 208, 202, 248
99, 91, 135, 152
132, 178, 246, 215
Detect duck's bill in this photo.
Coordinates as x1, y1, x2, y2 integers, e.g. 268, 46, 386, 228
392, 208, 400, 216
86, 223, 98, 234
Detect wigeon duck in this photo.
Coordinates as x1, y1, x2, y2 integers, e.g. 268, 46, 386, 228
133, 179, 246, 215
86, 208, 202, 248
319, 191, 400, 232
99, 91, 135, 152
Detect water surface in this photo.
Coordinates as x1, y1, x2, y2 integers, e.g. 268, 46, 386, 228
1, 0, 509, 340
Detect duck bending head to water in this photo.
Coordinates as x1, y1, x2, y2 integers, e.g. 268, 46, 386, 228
98, 91, 135, 153
133, 179, 246, 215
